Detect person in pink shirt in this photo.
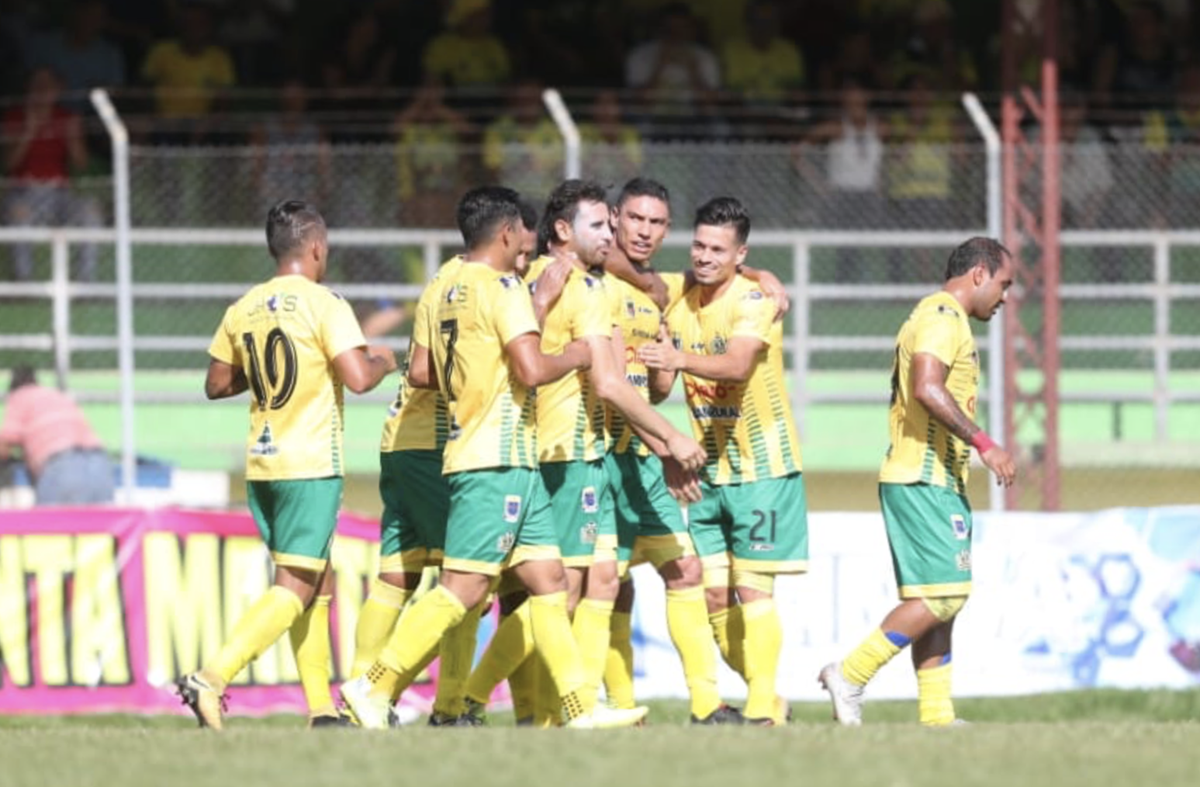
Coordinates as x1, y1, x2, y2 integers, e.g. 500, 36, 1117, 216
0, 365, 113, 505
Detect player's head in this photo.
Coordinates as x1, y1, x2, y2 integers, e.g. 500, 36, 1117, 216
691, 196, 750, 288
541, 179, 612, 268
265, 199, 328, 278
456, 185, 523, 266
612, 177, 671, 266
9, 365, 36, 393
514, 196, 540, 277
944, 237, 1014, 321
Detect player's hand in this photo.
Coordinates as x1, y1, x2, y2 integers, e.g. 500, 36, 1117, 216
368, 344, 398, 373
662, 456, 702, 503
755, 270, 791, 322
665, 430, 706, 473
638, 326, 683, 372
533, 253, 572, 305
981, 445, 1016, 487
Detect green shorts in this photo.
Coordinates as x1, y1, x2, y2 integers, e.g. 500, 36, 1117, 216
246, 477, 343, 571
879, 482, 973, 598
605, 450, 693, 570
444, 466, 559, 576
379, 450, 448, 573
540, 459, 614, 568
687, 472, 808, 574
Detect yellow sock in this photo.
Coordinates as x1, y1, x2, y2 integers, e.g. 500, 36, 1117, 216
288, 594, 334, 716
350, 579, 411, 678
464, 602, 534, 704
740, 598, 783, 721
917, 662, 955, 725
507, 653, 538, 722
709, 605, 746, 679
375, 585, 466, 698
532, 656, 561, 727
528, 591, 588, 719
603, 610, 635, 709
842, 628, 904, 687
209, 586, 304, 686
571, 598, 614, 709
666, 586, 720, 719
432, 603, 485, 717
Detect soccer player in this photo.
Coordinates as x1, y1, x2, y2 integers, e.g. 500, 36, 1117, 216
339, 186, 648, 730
818, 236, 1016, 726
640, 196, 807, 726
461, 179, 707, 723
178, 200, 397, 730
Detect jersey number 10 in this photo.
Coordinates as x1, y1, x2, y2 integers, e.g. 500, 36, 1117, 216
242, 328, 298, 411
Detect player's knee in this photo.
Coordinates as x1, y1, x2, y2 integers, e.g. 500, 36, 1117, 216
731, 569, 774, 597
922, 595, 968, 622
661, 553, 703, 589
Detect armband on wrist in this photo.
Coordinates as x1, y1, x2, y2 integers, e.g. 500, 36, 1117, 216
970, 431, 997, 454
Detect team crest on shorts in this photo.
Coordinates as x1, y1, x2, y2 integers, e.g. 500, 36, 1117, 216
950, 513, 969, 541
580, 486, 599, 513
956, 549, 972, 572
580, 521, 598, 544
504, 495, 522, 523
496, 530, 516, 553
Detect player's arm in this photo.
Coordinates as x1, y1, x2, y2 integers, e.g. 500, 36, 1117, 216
911, 353, 1016, 487
640, 334, 763, 383
405, 340, 437, 390
505, 332, 590, 387
587, 334, 705, 472
531, 256, 571, 328
737, 267, 790, 320
606, 251, 668, 311
205, 357, 248, 400
333, 344, 398, 394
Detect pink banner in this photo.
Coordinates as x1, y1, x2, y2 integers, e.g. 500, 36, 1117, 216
0, 507, 507, 718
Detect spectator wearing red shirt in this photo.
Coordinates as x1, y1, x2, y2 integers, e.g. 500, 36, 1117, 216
0, 365, 113, 505
3, 66, 102, 281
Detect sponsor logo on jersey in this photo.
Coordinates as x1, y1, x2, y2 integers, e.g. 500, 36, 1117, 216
499, 275, 520, 289
956, 548, 972, 572
746, 291, 764, 300
249, 422, 278, 456
496, 530, 516, 553
581, 486, 598, 513
624, 299, 636, 319
580, 522, 598, 544
503, 495, 522, 523
749, 542, 774, 552
951, 513, 969, 540
710, 335, 727, 355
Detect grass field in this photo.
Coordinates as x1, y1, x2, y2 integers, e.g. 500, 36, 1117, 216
2, 692, 1199, 787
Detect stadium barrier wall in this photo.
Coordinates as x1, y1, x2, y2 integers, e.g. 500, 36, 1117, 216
1, 506, 1197, 716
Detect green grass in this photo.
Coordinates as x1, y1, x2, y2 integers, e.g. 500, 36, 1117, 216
1, 693, 1199, 787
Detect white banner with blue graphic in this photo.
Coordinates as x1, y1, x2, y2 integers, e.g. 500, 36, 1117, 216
629, 507, 1200, 701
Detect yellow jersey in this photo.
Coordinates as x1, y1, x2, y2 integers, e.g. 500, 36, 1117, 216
425, 261, 541, 474
606, 271, 686, 456
879, 291, 979, 493
208, 275, 366, 480
526, 256, 612, 463
665, 275, 802, 484
379, 257, 461, 454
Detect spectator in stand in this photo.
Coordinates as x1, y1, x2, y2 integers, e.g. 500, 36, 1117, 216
250, 77, 330, 215
0, 365, 113, 506
3, 66, 102, 282
140, 2, 236, 145
319, 6, 396, 144
624, 2, 722, 139
27, 0, 126, 114
421, 0, 512, 95
482, 78, 561, 200
578, 89, 644, 189
1142, 62, 1200, 228
213, 0, 298, 86
720, 0, 807, 139
393, 74, 475, 228
1093, 1, 1179, 113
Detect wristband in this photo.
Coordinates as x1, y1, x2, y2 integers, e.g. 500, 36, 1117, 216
970, 431, 997, 454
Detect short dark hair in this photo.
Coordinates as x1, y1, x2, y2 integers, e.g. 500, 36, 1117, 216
540, 179, 609, 247
9, 365, 36, 393
616, 177, 670, 210
265, 200, 326, 259
517, 197, 539, 233
694, 196, 751, 245
456, 186, 522, 250
944, 237, 1012, 280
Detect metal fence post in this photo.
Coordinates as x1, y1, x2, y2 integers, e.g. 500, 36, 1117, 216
543, 88, 580, 180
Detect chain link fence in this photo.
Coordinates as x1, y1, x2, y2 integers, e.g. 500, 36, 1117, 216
2, 114, 1199, 509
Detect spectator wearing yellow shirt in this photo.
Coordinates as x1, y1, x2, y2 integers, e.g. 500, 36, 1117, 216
140, 3, 235, 139
422, 0, 512, 94
720, 1, 806, 139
